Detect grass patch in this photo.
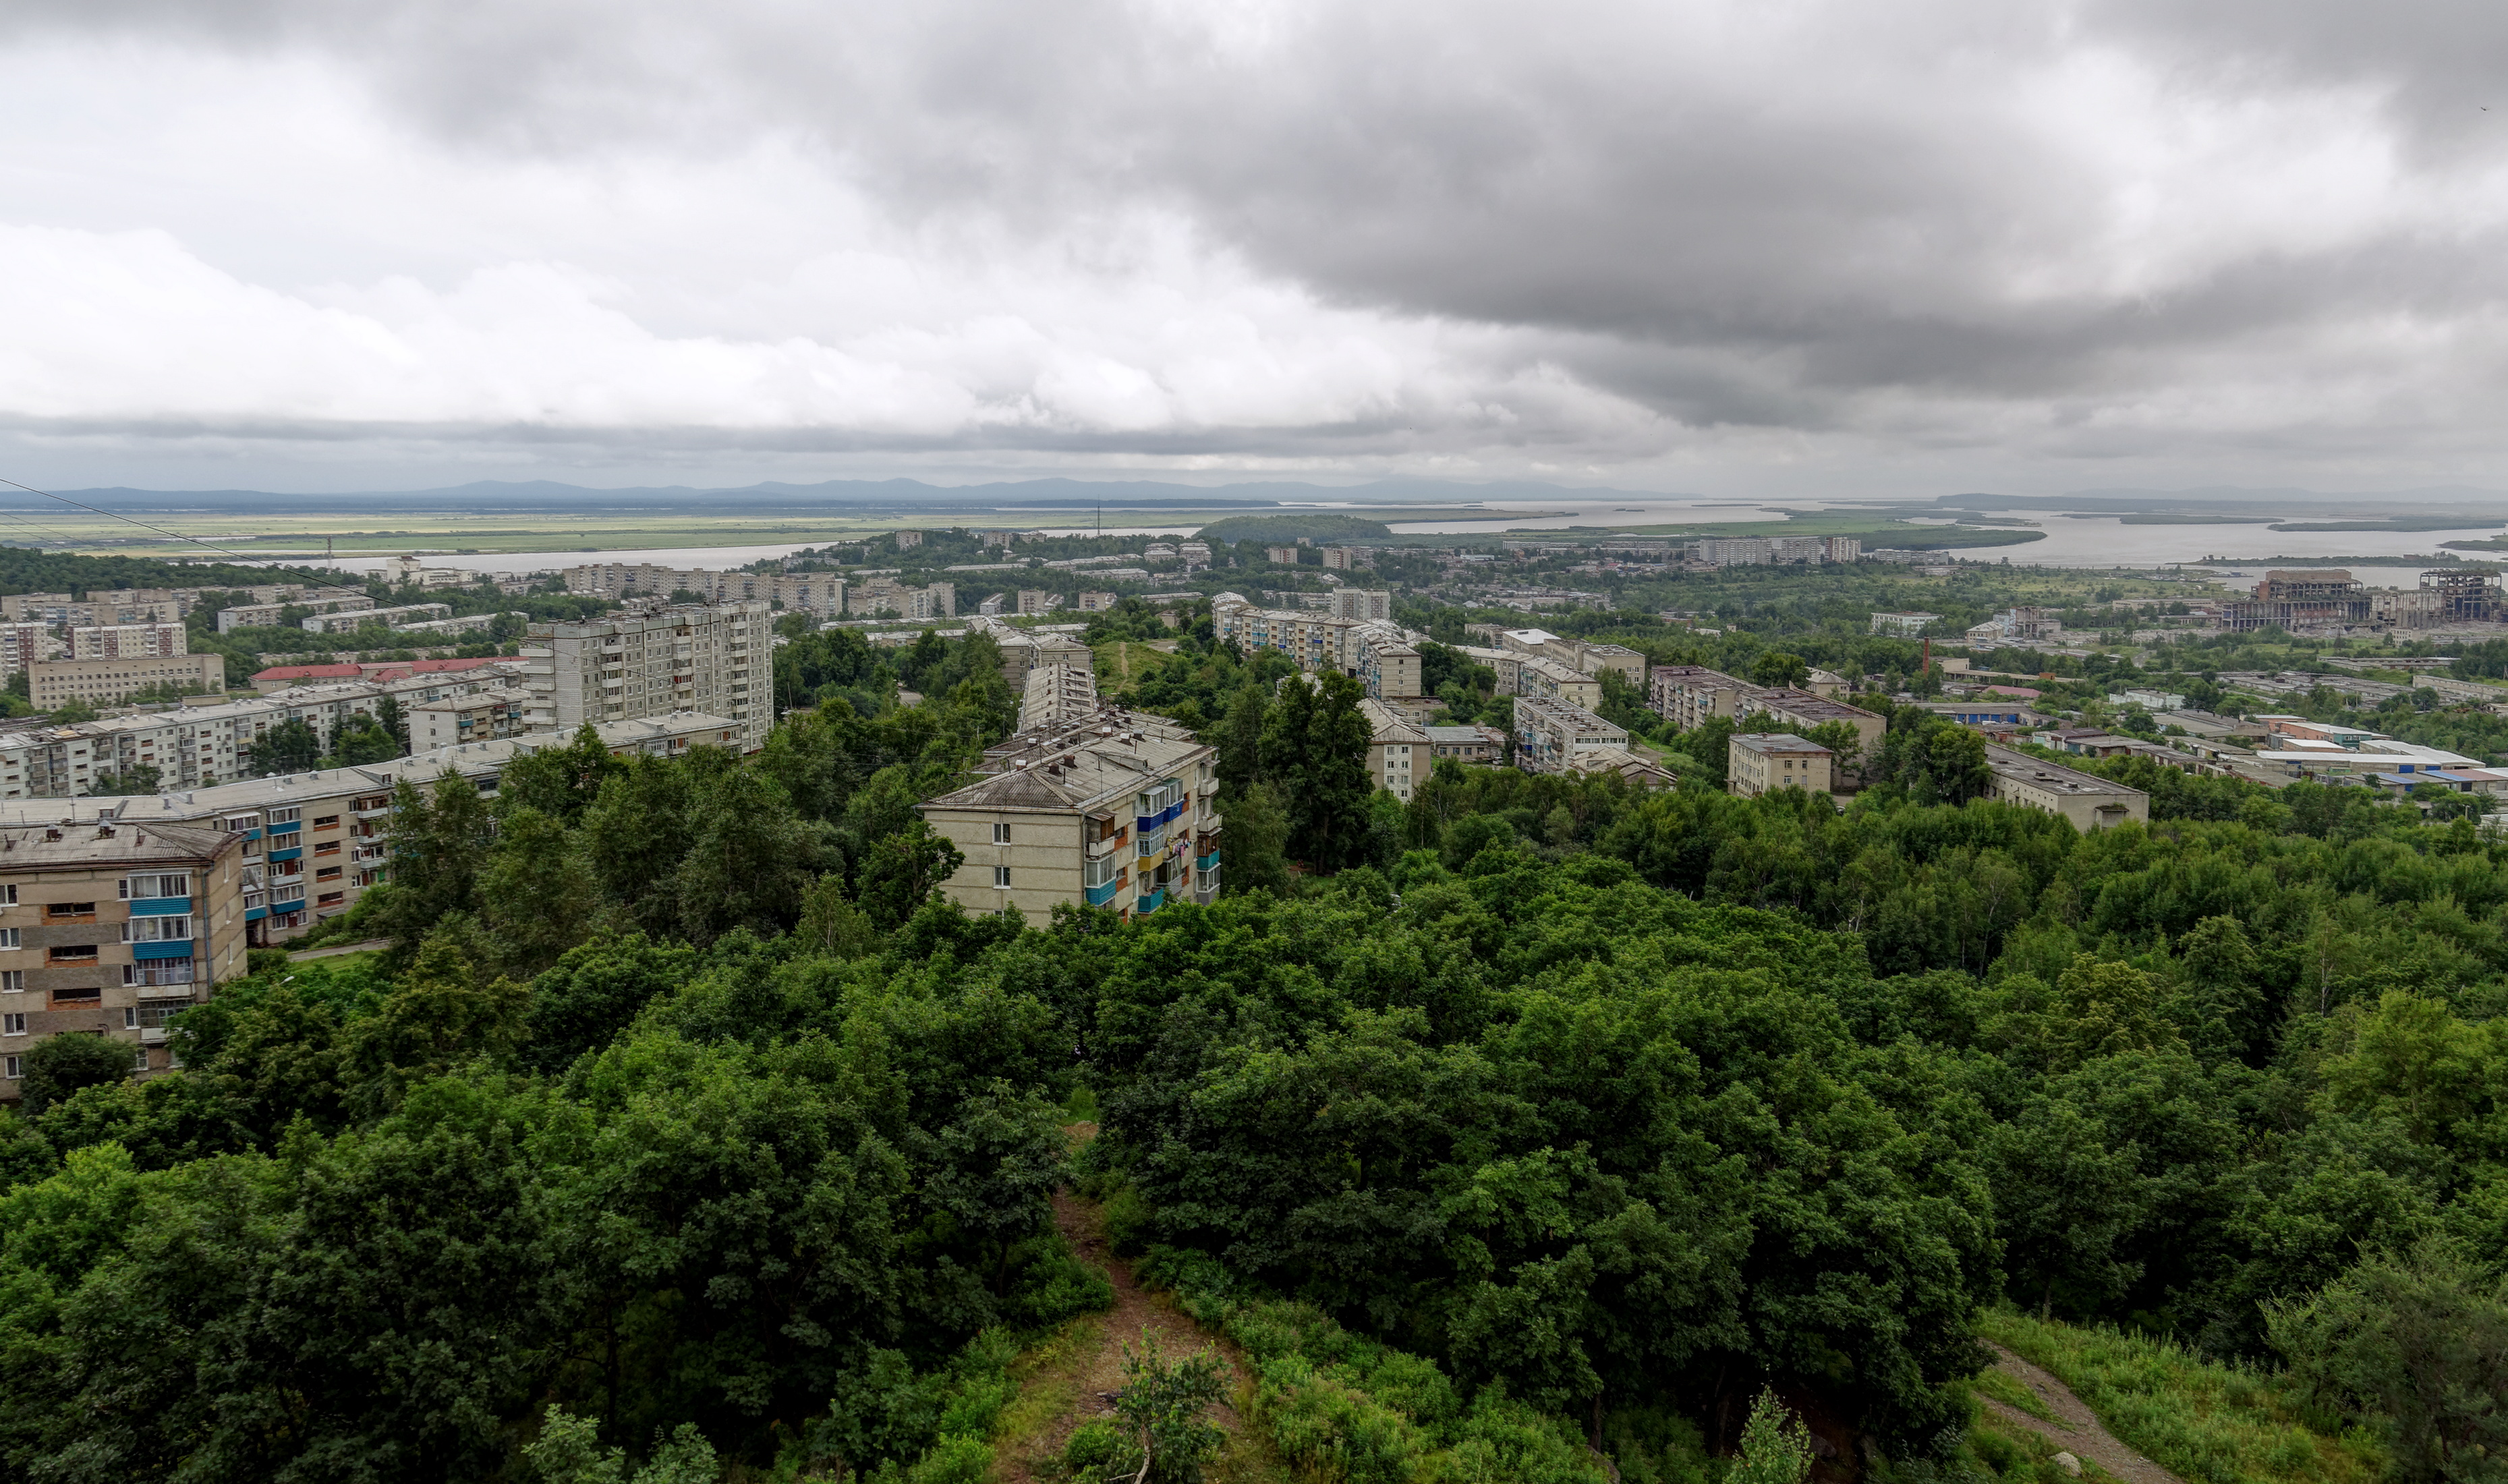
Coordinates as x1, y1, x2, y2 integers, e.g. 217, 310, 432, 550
1972, 1367, 2061, 1425
991, 1311, 1112, 1481
1980, 1312, 2383, 1484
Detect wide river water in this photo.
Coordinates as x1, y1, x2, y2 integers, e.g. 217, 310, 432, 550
302, 496, 2507, 592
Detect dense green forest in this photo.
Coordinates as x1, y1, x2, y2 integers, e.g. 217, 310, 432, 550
0, 619, 2500, 1483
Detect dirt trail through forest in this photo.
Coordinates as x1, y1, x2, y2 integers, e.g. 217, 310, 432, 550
996, 1131, 1269, 1484
1976, 1343, 2188, 1484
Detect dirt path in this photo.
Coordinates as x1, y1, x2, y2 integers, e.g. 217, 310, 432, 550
1977, 1344, 2188, 1484
996, 1135, 1270, 1484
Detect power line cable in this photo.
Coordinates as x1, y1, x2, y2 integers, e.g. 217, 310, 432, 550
0, 477, 374, 600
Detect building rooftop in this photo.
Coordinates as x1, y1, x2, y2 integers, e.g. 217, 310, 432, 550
1732, 733, 1829, 755
928, 708, 1207, 818
1983, 744, 2146, 799
0, 820, 237, 869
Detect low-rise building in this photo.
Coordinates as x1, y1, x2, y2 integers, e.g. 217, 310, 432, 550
1728, 733, 1832, 797
411, 687, 532, 751
919, 664, 1219, 920
1647, 666, 1886, 755
1519, 655, 1603, 709
1513, 695, 1629, 774
301, 602, 453, 634
1425, 724, 1506, 763
65, 623, 186, 660
218, 594, 375, 633
1869, 611, 1940, 637
1361, 700, 1429, 801
1982, 744, 2149, 830
0, 820, 250, 1098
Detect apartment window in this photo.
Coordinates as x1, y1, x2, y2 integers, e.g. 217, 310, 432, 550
5, 1056, 18, 1081
266, 807, 301, 826
993, 866, 1012, 887
0, 886, 14, 905
0, 930, 15, 950
121, 917, 190, 943
123, 872, 190, 900
313, 815, 339, 829
133, 1050, 148, 1071
42, 903, 95, 922
992, 822, 1013, 844
47, 946, 97, 965
123, 1008, 138, 1030
0, 973, 18, 994
1, 1015, 20, 1037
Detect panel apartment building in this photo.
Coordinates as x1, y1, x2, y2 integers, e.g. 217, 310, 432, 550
0, 820, 250, 1098
0, 712, 745, 944
520, 601, 770, 751
1647, 666, 1887, 757
919, 663, 1220, 920
1209, 594, 1425, 707
562, 563, 849, 617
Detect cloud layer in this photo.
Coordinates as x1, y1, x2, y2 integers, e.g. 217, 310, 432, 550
5, 0, 2508, 490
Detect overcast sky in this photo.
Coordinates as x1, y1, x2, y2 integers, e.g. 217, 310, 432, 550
5, 0, 2508, 496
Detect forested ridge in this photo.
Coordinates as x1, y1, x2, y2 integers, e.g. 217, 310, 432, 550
0, 619, 2498, 1483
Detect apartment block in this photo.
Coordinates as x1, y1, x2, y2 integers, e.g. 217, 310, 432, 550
218, 594, 374, 632
1868, 611, 1940, 637
1498, 628, 1646, 683
1425, 725, 1506, 763
562, 564, 847, 617
1690, 538, 1771, 566
3, 592, 187, 626
1647, 666, 1886, 757
520, 602, 769, 750
1982, 744, 2150, 831
1352, 626, 1422, 703
1017, 590, 1060, 616
30, 654, 225, 711
1825, 538, 1864, 563
1265, 545, 1301, 564
850, 579, 955, 621
0, 625, 54, 677
300, 602, 453, 634
65, 623, 186, 660
1322, 547, 1373, 571
1518, 656, 1602, 709
0, 712, 745, 944
894, 531, 923, 549
0, 820, 248, 1097
1512, 695, 1630, 774
411, 687, 531, 751
1454, 644, 1522, 695
1362, 700, 1429, 801
1075, 592, 1118, 612
920, 664, 1220, 920
1329, 590, 1394, 621
1729, 733, 1833, 797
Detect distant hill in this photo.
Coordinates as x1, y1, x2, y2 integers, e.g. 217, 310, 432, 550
1193, 513, 1395, 543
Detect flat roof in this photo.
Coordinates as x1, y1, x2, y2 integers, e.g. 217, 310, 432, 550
1732, 733, 1828, 753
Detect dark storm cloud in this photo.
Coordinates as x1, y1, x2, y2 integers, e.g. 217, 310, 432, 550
7, 0, 2508, 469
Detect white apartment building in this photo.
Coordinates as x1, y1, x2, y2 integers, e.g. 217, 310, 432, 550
1518, 656, 1603, 710
1512, 695, 1631, 773
1361, 700, 1429, 800
563, 564, 847, 617
0, 625, 55, 677
851, 579, 956, 621
301, 602, 453, 634
1330, 590, 1394, 621
65, 623, 186, 660
218, 594, 375, 632
919, 664, 1220, 920
520, 601, 769, 751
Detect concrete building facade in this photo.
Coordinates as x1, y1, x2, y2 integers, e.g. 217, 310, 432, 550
520, 602, 769, 751
0, 820, 250, 1097
29, 654, 225, 711
920, 664, 1220, 920
1512, 695, 1630, 773
1729, 733, 1833, 797
1981, 744, 2150, 830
